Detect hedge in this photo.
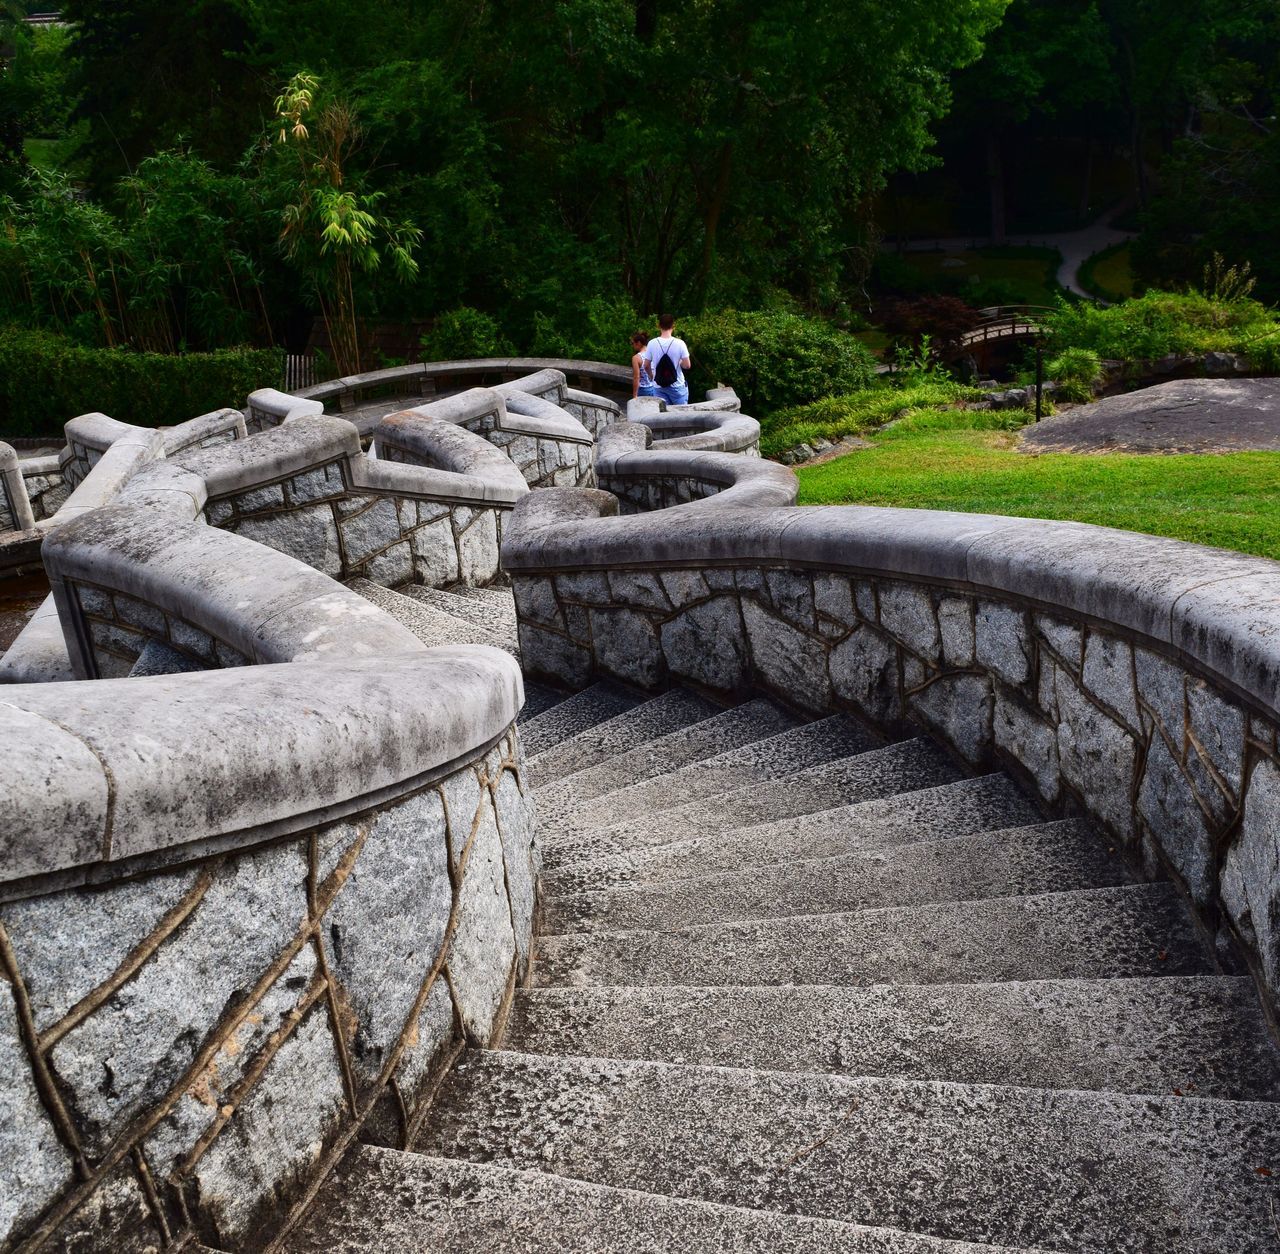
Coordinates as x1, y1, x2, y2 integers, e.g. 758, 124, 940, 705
0, 328, 284, 438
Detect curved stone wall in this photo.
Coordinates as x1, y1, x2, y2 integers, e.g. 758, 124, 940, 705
505, 486, 1280, 1027
1, 405, 539, 1248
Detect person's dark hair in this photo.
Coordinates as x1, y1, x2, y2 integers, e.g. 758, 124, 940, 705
658, 313, 675, 331
631, 332, 648, 347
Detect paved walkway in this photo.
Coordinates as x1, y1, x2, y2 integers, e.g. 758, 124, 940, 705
887, 204, 1136, 302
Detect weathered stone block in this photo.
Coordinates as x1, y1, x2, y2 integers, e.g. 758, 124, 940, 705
660, 569, 711, 609
394, 977, 455, 1115
90, 620, 144, 661
113, 595, 167, 636
590, 608, 663, 688
608, 570, 671, 613
144, 945, 318, 1178
937, 597, 975, 668
439, 768, 482, 871
909, 672, 992, 765
2, 867, 202, 1032
659, 599, 747, 693
1186, 679, 1245, 797
1036, 615, 1082, 669
237, 505, 343, 580
234, 482, 286, 514
48, 1163, 160, 1254
765, 570, 815, 631
456, 511, 500, 585
879, 583, 940, 661
1055, 671, 1137, 841
1221, 755, 1280, 999
1082, 634, 1139, 732
1134, 648, 1185, 741
339, 499, 402, 567
1138, 732, 1216, 906
853, 581, 878, 623
994, 690, 1059, 803
365, 540, 414, 587
519, 623, 593, 688
168, 617, 218, 664
190, 1003, 347, 1248
0, 990, 74, 1247
742, 600, 832, 712
830, 625, 898, 723
975, 601, 1030, 686
813, 574, 854, 627
50, 842, 307, 1153
324, 790, 451, 1087
287, 463, 345, 505
409, 518, 460, 588
494, 767, 538, 977
448, 792, 516, 1042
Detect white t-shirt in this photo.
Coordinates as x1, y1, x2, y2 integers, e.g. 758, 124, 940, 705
645, 336, 690, 388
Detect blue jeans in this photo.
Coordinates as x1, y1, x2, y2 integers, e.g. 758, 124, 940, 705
655, 383, 689, 407
637, 383, 659, 397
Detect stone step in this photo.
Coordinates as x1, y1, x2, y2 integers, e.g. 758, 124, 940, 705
417, 1050, 1280, 1253
543, 821, 1132, 934
285, 1146, 1042, 1254
506, 976, 1280, 1101
519, 680, 568, 724
542, 737, 962, 864
346, 577, 517, 656
546, 774, 1045, 893
541, 713, 880, 850
533, 698, 799, 831
534, 883, 1213, 989
528, 688, 723, 782
450, 584, 516, 610
399, 583, 518, 641
519, 682, 642, 758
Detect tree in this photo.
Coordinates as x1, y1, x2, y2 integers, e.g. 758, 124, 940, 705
271, 71, 422, 374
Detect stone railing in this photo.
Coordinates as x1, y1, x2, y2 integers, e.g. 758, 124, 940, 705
627, 394, 761, 457
293, 357, 633, 414
1, 465, 536, 1250
245, 387, 325, 434
402, 386, 594, 490
589, 421, 794, 515
504, 479, 1280, 1028
19, 454, 68, 523
0, 442, 36, 535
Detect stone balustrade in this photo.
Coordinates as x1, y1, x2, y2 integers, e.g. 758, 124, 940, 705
0, 430, 536, 1249
627, 393, 761, 456
504, 476, 1280, 1028
0, 442, 35, 536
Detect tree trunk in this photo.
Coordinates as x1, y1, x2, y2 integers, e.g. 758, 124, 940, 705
985, 130, 1007, 246
1078, 139, 1094, 223
634, 0, 656, 44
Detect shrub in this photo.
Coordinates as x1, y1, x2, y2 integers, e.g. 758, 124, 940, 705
527, 296, 642, 365
419, 307, 513, 361
1044, 290, 1280, 365
679, 309, 877, 415
0, 327, 283, 438
1046, 346, 1103, 402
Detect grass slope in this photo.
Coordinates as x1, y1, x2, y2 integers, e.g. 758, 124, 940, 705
796, 426, 1280, 559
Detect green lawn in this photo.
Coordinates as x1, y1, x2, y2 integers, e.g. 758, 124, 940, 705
1079, 243, 1135, 303
796, 426, 1280, 559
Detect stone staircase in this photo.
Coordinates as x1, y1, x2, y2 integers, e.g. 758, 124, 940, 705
285, 670, 1280, 1252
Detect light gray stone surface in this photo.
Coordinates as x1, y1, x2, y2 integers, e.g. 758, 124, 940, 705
509, 975, 1280, 1100
0, 988, 74, 1247
289, 1148, 1030, 1254
420, 1050, 1280, 1252
519, 682, 643, 758
537, 883, 1211, 989
324, 790, 452, 1086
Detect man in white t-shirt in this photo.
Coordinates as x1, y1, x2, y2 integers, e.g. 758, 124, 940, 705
646, 313, 691, 407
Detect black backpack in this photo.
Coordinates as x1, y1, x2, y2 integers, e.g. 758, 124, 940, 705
654, 341, 679, 387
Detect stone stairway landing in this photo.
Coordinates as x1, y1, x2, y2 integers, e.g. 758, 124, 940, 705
287, 680, 1280, 1254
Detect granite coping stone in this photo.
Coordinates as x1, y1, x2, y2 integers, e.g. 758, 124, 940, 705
0, 647, 521, 886
505, 498, 1280, 721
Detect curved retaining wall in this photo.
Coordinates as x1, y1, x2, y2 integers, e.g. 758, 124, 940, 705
1, 467, 536, 1249
505, 486, 1280, 1027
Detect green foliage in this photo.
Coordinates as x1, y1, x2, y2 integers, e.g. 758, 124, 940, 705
0, 327, 282, 437
420, 308, 513, 361
1078, 244, 1135, 305
678, 309, 877, 417
1044, 291, 1280, 366
760, 377, 978, 457
527, 297, 642, 365
1046, 346, 1102, 401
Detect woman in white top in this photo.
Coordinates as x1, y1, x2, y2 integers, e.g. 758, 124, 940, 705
631, 332, 658, 398
646, 313, 691, 407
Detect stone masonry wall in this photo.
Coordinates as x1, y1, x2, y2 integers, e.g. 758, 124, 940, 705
207, 457, 504, 589
72, 580, 248, 679
514, 561, 1279, 1017
598, 471, 731, 515
0, 725, 537, 1252
464, 412, 594, 490
22, 468, 69, 523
